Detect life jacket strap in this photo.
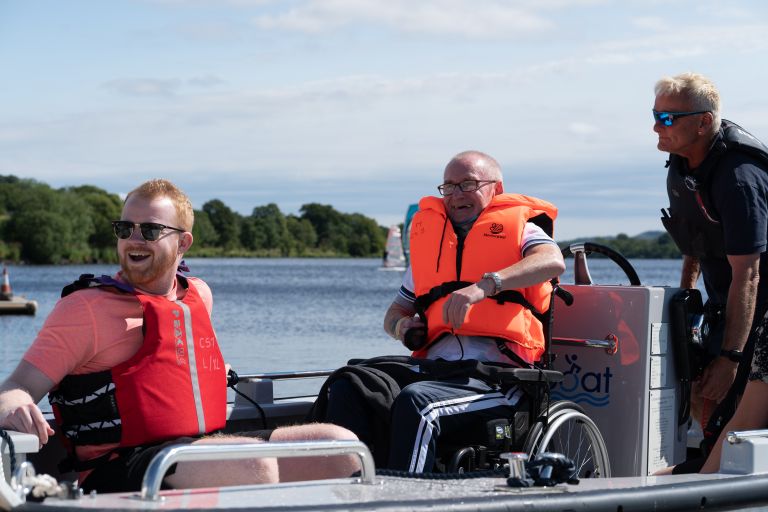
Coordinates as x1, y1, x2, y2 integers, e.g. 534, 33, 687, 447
493, 339, 535, 368
61, 273, 190, 298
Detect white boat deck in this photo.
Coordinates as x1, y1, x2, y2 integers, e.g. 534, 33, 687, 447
6, 430, 768, 512
22, 471, 768, 511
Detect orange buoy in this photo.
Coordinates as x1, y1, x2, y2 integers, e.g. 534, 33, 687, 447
1, 264, 13, 299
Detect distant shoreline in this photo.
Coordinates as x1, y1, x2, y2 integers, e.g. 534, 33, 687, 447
3, 254, 683, 267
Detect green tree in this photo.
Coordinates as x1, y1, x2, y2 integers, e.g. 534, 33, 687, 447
251, 203, 291, 255
345, 213, 385, 256
299, 203, 343, 251
239, 216, 264, 251
202, 199, 241, 250
66, 185, 123, 261
192, 209, 217, 247
299, 203, 385, 256
3, 180, 99, 263
9, 210, 72, 263
58, 189, 96, 262
286, 215, 317, 255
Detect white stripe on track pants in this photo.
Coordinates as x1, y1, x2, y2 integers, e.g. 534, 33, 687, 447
386, 377, 524, 473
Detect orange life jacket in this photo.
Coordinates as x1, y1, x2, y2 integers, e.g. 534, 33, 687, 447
409, 193, 557, 363
50, 275, 227, 450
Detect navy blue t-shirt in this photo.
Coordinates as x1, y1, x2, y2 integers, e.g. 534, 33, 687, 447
698, 150, 768, 307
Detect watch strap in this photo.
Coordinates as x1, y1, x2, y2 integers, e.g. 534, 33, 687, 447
482, 272, 503, 295
720, 349, 744, 363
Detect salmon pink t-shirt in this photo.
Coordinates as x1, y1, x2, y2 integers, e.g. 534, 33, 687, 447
22, 274, 214, 465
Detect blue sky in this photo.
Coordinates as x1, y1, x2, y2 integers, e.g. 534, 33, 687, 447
2, 0, 768, 240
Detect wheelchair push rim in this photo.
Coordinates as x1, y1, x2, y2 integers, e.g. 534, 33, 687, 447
523, 401, 611, 479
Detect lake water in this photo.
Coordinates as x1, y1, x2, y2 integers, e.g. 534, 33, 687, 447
1, 257, 683, 400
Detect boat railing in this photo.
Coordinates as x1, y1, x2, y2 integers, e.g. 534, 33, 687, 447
552, 334, 619, 355
726, 429, 768, 444
233, 370, 334, 404
720, 429, 768, 474
237, 369, 335, 382
226, 370, 335, 425
140, 440, 375, 501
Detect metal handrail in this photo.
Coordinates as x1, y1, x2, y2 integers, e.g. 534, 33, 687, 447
140, 440, 375, 501
552, 334, 618, 354
726, 429, 768, 444
237, 370, 335, 381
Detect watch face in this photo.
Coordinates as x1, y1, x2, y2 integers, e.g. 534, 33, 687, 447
485, 272, 502, 294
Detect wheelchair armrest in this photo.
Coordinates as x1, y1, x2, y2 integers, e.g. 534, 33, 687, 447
492, 368, 564, 385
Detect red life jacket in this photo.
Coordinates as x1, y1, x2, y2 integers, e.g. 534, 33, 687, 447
409, 194, 557, 363
50, 275, 227, 449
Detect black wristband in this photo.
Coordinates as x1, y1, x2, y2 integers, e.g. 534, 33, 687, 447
719, 349, 744, 363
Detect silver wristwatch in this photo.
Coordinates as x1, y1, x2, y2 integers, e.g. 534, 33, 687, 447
482, 272, 503, 295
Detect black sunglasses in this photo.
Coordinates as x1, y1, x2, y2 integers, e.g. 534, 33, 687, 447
112, 221, 185, 242
652, 109, 709, 127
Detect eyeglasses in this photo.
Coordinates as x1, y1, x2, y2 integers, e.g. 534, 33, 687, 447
437, 180, 497, 196
652, 109, 709, 127
112, 221, 185, 242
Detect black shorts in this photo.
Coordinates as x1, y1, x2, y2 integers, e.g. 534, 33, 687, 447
80, 430, 274, 494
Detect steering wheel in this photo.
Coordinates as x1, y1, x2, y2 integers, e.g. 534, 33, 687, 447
561, 242, 641, 286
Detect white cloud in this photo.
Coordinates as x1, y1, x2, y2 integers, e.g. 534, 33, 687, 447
695, 1, 753, 19
174, 20, 253, 42
103, 78, 183, 98
594, 23, 768, 55
102, 75, 225, 97
187, 75, 226, 88
148, 0, 276, 6
252, 0, 555, 39
568, 122, 599, 135
630, 16, 664, 31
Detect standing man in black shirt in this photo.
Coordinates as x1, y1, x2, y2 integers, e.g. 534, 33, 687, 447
655, 72, 768, 472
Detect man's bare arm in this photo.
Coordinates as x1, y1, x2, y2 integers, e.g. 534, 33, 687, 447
495, 242, 566, 290
443, 243, 565, 330
680, 255, 701, 289
383, 300, 422, 342
0, 360, 56, 445
699, 252, 760, 402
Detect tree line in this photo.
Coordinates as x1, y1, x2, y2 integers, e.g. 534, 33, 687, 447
0, 176, 386, 264
557, 232, 681, 259
0, 175, 681, 264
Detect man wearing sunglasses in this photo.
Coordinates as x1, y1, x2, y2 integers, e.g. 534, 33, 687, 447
654, 72, 768, 473
0, 179, 359, 492
321, 151, 565, 472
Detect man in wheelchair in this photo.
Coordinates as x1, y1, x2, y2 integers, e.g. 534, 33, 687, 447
319, 150, 565, 472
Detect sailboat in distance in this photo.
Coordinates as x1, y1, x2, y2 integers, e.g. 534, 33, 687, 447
380, 225, 406, 271
379, 203, 418, 271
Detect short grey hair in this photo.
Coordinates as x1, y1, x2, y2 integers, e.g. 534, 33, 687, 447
655, 72, 721, 134
448, 150, 503, 183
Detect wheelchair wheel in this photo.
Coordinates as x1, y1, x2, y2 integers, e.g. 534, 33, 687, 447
522, 400, 611, 478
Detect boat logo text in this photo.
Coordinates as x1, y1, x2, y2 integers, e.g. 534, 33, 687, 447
551, 354, 612, 407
